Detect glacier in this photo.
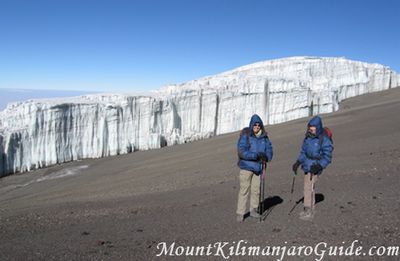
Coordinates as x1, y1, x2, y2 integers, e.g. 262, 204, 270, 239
0, 56, 399, 176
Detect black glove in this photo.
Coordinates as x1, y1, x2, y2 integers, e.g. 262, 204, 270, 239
257, 152, 268, 162
310, 163, 323, 175
292, 160, 301, 175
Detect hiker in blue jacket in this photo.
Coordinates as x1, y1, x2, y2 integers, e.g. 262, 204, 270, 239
236, 114, 273, 222
292, 115, 333, 221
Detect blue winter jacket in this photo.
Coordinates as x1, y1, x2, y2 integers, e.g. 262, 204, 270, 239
297, 116, 333, 174
237, 114, 273, 175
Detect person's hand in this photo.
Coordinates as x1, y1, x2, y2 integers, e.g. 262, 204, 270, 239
292, 160, 301, 175
257, 152, 268, 162
310, 163, 323, 174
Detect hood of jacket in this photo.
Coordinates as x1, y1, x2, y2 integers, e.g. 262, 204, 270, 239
249, 114, 266, 137
307, 115, 323, 137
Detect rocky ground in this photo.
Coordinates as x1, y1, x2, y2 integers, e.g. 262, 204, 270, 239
1, 88, 400, 260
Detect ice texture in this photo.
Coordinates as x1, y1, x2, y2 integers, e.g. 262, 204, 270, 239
0, 56, 399, 176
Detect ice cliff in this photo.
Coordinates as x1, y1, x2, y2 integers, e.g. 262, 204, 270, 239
0, 56, 399, 176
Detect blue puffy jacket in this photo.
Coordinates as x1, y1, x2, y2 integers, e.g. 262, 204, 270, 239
237, 114, 273, 175
297, 116, 333, 174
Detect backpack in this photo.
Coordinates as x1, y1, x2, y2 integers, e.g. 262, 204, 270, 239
237, 128, 250, 166
239, 127, 251, 146
320, 127, 333, 145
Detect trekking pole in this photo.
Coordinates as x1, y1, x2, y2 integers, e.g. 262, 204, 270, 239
289, 175, 295, 203
259, 161, 266, 222
288, 173, 298, 215
288, 198, 302, 215
258, 167, 262, 221
310, 173, 314, 211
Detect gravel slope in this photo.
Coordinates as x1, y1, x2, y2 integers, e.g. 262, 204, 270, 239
0, 88, 399, 260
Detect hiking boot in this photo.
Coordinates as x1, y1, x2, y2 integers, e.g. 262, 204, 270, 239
299, 207, 314, 221
250, 208, 261, 218
236, 214, 244, 222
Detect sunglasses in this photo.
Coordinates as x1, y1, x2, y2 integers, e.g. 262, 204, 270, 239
254, 123, 261, 127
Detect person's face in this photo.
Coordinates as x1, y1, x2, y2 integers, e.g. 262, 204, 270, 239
253, 122, 261, 133
309, 126, 317, 135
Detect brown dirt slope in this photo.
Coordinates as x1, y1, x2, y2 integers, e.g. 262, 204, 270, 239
0, 88, 399, 260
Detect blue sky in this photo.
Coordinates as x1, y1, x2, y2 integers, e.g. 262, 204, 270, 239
1, 0, 399, 92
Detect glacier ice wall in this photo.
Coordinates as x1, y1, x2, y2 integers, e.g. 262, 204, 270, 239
0, 56, 399, 176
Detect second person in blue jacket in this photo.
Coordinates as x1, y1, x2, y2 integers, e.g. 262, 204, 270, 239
292, 115, 333, 221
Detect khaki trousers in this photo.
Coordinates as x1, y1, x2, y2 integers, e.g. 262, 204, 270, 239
236, 169, 260, 215
304, 173, 318, 209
